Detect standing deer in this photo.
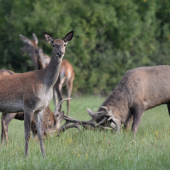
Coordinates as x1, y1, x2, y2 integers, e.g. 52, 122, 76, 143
58, 66, 170, 136
0, 31, 74, 156
0, 70, 71, 142
20, 33, 75, 116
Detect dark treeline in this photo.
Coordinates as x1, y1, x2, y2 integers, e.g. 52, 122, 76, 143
0, 0, 170, 94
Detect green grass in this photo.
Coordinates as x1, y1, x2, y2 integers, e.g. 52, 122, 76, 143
1, 95, 170, 170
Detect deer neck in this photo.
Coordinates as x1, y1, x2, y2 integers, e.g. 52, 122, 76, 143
43, 50, 62, 88
37, 58, 44, 70
29, 50, 38, 69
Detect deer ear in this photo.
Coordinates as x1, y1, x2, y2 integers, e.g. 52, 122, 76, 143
44, 32, 54, 44
63, 31, 74, 42
19, 34, 33, 46
32, 33, 38, 45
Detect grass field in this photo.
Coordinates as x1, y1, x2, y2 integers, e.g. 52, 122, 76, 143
0, 95, 170, 170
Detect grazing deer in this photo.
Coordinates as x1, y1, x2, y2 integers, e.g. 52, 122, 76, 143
0, 31, 74, 156
58, 66, 170, 136
20, 33, 75, 116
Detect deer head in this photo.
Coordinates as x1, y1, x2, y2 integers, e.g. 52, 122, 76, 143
44, 31, 74, 58
57, 106, 120, 136
86, 106, 120, 131
19, 33, 39, 68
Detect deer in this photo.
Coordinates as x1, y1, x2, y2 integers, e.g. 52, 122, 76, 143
57, 65, 170, 136
0, 71, 71, 142
0, 30, 74, 156
20, 33, 75, 116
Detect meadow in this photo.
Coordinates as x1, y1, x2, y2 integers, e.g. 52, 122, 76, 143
0, 95, 170, 170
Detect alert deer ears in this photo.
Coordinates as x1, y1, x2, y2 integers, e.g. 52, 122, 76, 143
32, 33, 38, 45
19, 34, 33, 46
63, 31, 74, 43
44, 32, 54, 44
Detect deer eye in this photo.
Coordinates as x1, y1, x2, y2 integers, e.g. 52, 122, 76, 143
64, 44, 66, 46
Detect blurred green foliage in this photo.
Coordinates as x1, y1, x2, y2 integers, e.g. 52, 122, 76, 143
0, 0, 170, 94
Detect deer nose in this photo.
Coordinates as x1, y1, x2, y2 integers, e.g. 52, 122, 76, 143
57, 52, 64, 57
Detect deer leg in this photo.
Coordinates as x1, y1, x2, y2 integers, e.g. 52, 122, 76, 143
1, 113, 5, 145
24, 109, 34, 156
66, 79, 73, 116
1, 113, 17, 144
56, 84, 63, 111
124, 114, 133, 131
34, 110, 45, 156
53, 86, 58, 107
131, 104, 144, 135
167, 103, 170, 116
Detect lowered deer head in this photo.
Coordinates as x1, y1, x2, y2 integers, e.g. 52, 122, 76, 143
57, 106, 119, 135
86, 107, 121, 131
31, 98, 72, 136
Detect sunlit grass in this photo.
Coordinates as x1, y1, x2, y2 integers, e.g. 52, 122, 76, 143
0, 96, 170, 170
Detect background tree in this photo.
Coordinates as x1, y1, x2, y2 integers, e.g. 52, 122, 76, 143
0, 0, 170, 94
